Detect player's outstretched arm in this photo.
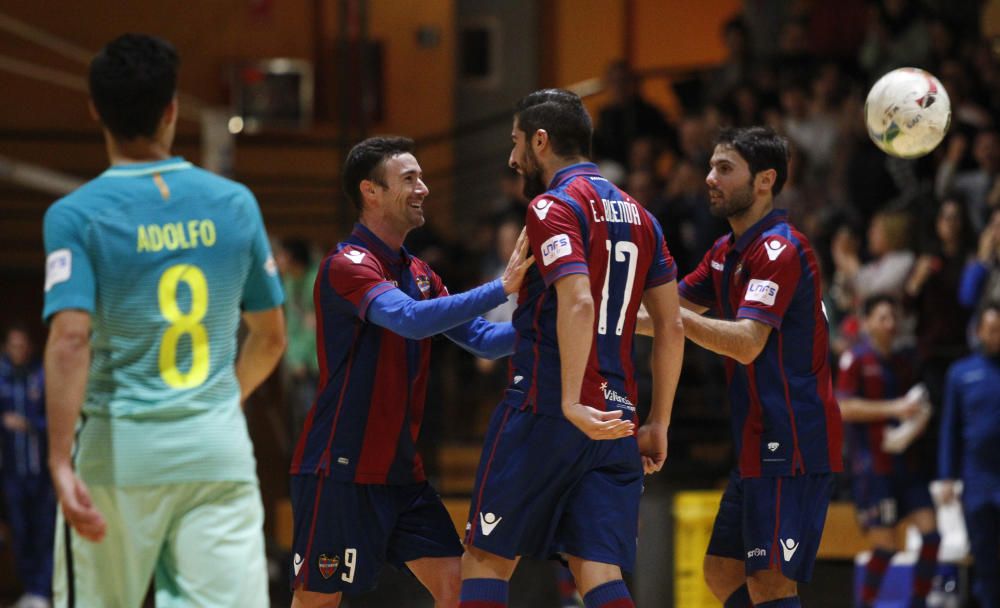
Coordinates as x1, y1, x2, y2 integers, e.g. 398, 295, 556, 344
45, 310, 107, 542
444, 317, 516, 360
636, 297, 708, 337
365, 227, 533, 341
837, 395, 923, 422
638, 280, 684, 474
237, 306, 287, 403
555, 274, 634, 440
680, 310, 770, 365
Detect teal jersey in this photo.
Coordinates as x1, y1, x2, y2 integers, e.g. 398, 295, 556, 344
42, 157, 284, 486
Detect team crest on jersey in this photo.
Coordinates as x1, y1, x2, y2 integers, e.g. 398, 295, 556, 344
318, 554, 339, 579
532, 198, 556, 221
416, 275, 431, 294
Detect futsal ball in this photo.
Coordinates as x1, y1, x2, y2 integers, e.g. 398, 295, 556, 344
864, 67, 951, 158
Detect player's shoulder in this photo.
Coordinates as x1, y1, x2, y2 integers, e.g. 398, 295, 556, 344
44, 178, 110, 227
327, 243, 383, 273
947, 354, 984, 379
183, 166, 256, 202
526, 192, 579, 224
746, 224, 803, 265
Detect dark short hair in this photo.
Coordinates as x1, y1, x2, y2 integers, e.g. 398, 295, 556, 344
89, 34, 179, 140
514, 89, 592, 158
342, 136, 415, 211
715, 126, 790, 196
863, 293, 897, 318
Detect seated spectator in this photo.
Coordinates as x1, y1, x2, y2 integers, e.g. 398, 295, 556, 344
593, 60, 676, 171
834, 209, 915, 307
858, 0, 930, 78
904, 195, 975, 475
959, 206, 1000, 314
935, 129, 1000, 233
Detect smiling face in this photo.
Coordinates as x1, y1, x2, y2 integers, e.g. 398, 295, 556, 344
509, 117, 547, 200
705, 144, 756, 219
368, 152, 429, 234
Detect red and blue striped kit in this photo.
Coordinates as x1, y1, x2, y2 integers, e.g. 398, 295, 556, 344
290, 224, 445, 484
836, 340, 919, 476
503, 162, 676, 419
679, 209, 843, 478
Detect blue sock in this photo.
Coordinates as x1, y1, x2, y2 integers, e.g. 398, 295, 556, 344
756, 598, 801, 607
724, 584, 753, 607
459, 577, 508, 608
582, 579, 633, 608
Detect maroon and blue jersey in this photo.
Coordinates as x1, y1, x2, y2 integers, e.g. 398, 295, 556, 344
836, 340, 919, 476
290, 224, 446, 484
679, 209, 842, 478
502, 162, 676, 420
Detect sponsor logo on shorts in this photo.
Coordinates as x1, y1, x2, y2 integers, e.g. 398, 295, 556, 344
513, 375, 523, 385
318, 554, 340, 579
600, 382, 636, 412
747, 547, 767, 559
767, 442, 780, 452
479, 512, 502, 536
293, 553, 304, 576
781, 538, 799, 562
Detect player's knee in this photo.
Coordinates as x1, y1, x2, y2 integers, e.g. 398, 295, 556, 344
461, 545, 516, 580
703, 555, 744, 600
564, 555, 622, 596
746, 568, 797, 604
429, 563, 461, 607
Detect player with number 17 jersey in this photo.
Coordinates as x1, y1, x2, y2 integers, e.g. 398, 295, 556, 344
466, 161, 676, 570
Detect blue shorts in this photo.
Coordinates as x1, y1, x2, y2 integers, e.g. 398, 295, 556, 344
706, 469, 835, 582
851, 469, 933, 530
465, 403, 642, 572
289, 476, 462, 595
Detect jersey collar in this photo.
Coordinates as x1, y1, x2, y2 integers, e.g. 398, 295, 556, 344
101, 156, 192, 178
732, 208, 789, 253
548, 162, 600, 190
348, 223, 411, 265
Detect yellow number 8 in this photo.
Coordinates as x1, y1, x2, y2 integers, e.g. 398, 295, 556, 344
157, 264, 210, 388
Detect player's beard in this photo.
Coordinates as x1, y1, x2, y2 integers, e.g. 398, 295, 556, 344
708, 178, 755, 219
521, 147, 547, 200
